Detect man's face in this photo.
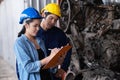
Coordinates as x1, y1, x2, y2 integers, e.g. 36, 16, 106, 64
44, 14, 59, 30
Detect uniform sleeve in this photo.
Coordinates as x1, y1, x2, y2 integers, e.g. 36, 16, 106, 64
59, 31, 72, 72
61, 43, 72, 71
14, 39, 41, 73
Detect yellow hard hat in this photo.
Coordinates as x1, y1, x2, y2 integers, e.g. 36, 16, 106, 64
41, 3, 61, 17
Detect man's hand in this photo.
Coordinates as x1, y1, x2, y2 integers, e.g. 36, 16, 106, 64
55, 68, 66, 79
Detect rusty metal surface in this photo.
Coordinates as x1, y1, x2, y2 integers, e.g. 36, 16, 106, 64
60, 0, 120, 80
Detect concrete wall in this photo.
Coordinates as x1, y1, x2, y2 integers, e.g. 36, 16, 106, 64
0, 0, 24, 68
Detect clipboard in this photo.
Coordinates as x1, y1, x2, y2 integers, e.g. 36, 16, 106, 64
42, 45, 72, 69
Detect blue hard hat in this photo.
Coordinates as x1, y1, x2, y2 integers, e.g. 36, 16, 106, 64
19, 7, 42, 24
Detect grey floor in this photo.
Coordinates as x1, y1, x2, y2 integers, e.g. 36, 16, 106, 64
0, 57, 17, 80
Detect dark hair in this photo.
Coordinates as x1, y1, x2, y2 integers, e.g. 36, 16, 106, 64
44, 12, 51, 18
18, 19, 34, 37
44, 12, 60, 18
18, 26, 25, 37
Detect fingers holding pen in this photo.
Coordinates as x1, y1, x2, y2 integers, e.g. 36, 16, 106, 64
49, 47, 63, 53
49, 48, 61, 58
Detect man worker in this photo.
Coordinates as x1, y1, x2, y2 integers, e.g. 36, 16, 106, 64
37, 3, 72, 80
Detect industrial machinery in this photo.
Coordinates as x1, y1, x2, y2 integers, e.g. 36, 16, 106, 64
59, 0, 120, 80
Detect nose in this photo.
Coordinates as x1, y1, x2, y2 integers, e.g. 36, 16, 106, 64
51, 19, 57, 24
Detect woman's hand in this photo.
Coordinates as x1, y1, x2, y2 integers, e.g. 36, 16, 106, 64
49, 48, 61, 59
40, 48, 61, 66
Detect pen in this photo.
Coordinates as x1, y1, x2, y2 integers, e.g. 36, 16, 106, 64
48, 49, 52, 50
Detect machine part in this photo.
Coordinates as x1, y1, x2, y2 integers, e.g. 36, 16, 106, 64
64, 70, 76, 80
60, 0, 71, 32
59, 0, 120, 80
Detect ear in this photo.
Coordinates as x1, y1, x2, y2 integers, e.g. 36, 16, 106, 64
42, 12, 45, 17
24, 23, 29, 29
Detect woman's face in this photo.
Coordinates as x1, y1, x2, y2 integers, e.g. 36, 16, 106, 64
26, 19, 40, 36
44, 14, 59, 30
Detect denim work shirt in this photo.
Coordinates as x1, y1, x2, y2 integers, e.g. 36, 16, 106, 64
14, 34, 47, 80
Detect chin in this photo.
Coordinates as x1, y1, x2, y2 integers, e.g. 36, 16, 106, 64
47, 25, 53, 29
48, 26, 53, 29
33, 33, 37, 36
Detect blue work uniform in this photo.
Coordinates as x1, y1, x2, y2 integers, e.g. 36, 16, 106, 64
37, 26, 72, 80
14, 34, 47, 80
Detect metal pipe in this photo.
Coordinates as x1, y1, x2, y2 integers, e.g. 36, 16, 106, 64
36, 0, 40, 11
29, 0, 32, 7
64, 71, 75, 80
44, 0, 46, 7
24, 0, 28, 8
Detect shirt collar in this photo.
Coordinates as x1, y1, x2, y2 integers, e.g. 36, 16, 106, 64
21, 34, 29, 41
